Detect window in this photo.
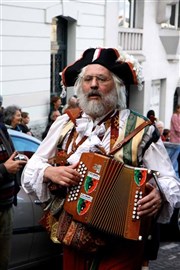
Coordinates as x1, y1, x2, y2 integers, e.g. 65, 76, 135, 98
118, 0, 136, 28
50, 17, 67, 97
161, 2, 180, 29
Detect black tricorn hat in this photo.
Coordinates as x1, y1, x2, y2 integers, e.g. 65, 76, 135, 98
61, 48, 143, 90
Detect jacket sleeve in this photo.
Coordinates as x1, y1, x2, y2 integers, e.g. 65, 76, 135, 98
0, 163, 9, 184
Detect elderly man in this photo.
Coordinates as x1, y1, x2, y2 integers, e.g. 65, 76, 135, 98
21, 48, 180, 270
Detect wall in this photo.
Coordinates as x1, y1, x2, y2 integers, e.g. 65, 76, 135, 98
142, 1, 179, 128
1, 0, 179, 135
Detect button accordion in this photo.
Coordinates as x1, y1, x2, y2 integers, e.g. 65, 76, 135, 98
64, 152, 157, 241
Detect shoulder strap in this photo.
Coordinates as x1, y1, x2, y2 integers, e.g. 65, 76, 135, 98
57, 108, 81, 146
109, 120, 152, 156
65, 108, 81, 125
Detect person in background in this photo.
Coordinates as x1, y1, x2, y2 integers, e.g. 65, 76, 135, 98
155, 120, 165, 141
48, 96, 62, 122
63, 95, 79, 113
21, 47, 180, 270
162, 128, 170, 142
3, 105, 22, 132
42, 110, 61, 140
146, 110, 157, 124
18, 112, 33, 136
170, 104, 180, 143
0, 95, 5, 123
0, 123, 27, 270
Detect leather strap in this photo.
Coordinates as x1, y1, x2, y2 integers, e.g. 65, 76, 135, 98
109, 120, 152, 155
65, 108, 81, 125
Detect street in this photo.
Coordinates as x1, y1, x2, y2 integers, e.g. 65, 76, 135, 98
150, 241, 180, 270
33, 241, 180, 270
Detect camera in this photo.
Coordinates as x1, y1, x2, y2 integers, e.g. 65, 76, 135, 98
14, 154, 27, 161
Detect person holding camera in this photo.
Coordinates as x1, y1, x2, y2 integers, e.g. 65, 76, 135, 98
0, 123, 27, 270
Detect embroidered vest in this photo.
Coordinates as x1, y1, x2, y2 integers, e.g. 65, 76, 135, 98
55, 110, 149, 167
114, 110, 149, 166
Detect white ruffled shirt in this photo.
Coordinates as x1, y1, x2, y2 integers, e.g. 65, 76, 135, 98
21, 109, 180, 223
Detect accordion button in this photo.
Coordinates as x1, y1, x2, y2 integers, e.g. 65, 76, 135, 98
138, 236, 143, 241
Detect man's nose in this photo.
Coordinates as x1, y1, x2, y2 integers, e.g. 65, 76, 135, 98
90, 77, 99, 88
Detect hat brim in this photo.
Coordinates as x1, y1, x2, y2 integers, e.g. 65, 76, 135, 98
61, 48, 138, 88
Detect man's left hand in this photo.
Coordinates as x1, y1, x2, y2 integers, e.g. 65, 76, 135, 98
137, 182, 162, 217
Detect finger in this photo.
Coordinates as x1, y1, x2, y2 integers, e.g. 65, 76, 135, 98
146, 182, 155, 190
58, 178, 78, 187
69, 162, 79, 169
138, 201, 160, 217
18, 160, 27, 165
10, 151, 18, 159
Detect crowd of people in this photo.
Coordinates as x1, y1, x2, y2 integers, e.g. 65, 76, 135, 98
0, 101, 34, 137
0, 47, 180, 270
146, 108, 180, 143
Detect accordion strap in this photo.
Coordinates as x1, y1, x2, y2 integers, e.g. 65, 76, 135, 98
109, 120, 152, 155
65, 108, 82, 125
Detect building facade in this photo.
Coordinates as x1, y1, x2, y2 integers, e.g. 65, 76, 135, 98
0, 0, 179, 135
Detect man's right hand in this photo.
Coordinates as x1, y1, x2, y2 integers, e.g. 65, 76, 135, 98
44, 162, 81, 187
4, 152, 27, 174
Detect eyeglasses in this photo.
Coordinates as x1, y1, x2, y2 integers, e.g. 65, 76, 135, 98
82, 75, 112, 85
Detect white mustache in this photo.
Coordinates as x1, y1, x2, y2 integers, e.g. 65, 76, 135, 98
87, 90, 102, 98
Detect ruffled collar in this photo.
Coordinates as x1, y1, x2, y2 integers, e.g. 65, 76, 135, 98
75, 110, 117, 137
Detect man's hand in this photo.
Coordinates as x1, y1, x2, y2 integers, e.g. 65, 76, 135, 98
137, 182, 163, 217
4, 152, 28, 174
44, 162, 81, 187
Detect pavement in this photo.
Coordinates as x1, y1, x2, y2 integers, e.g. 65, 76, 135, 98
149, 241, 180, 270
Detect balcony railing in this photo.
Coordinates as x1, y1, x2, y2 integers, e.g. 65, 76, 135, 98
118, 28, 144, 60
118, 27, 179, 62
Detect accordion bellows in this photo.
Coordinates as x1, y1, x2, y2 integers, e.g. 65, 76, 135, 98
64, 152, 155, 241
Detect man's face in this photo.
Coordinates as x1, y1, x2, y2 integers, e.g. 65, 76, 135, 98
78, 64, 118, 118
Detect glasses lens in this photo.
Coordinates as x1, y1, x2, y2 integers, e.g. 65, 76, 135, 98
83, 75, 111, 84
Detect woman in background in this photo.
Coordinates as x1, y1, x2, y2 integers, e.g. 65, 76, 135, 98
170, 104, 180, 143
19, 112, 33, 136
3, 105, 22, 132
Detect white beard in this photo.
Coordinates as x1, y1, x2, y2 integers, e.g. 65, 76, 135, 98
77, 88, 118, 118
